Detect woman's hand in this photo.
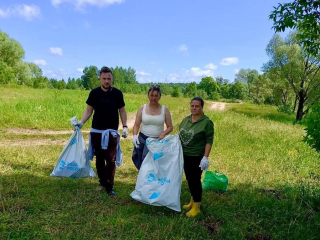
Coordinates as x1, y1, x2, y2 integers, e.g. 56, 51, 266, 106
158, 132, 166, 140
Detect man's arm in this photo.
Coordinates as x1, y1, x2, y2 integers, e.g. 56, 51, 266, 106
119, 106, 127, 127
80, 105, 94, 124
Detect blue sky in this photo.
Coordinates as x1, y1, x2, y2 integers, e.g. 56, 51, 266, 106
0, 0, 289, 83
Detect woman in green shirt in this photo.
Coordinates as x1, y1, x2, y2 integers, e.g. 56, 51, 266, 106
179, 97, 214, 217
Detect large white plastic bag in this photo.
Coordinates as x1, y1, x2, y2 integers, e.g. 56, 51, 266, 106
130, 135, 183, 212
50, 118, 95, 178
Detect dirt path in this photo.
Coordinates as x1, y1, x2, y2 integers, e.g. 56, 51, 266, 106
209, 101, 226, 111
1, 113, 136, 146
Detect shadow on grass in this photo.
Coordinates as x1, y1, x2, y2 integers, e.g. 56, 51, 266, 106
1, 172, 320, 239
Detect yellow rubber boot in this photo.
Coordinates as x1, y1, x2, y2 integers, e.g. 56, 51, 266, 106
183, 196, 194, 210
186, 202, 200, 217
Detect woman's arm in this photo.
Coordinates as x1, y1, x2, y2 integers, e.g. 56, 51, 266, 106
133, 106, 143, 135
204, 144, 212, 158
158, 107, 173, 140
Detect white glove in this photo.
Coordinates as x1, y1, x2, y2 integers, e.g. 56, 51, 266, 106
122, 127, 128, 138
132, 135, 140, 148
74, 120, 84, 129
199, 156, 209, 170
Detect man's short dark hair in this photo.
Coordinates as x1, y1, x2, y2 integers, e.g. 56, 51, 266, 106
191, 97, 204, 107
100, 66, 113, 76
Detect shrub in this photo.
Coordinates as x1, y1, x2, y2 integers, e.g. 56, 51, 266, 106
304, 103, 320, 154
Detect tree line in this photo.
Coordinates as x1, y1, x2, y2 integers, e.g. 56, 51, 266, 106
0, 27, 319, 125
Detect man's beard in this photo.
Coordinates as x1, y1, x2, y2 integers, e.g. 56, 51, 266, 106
102, 85, 110, 90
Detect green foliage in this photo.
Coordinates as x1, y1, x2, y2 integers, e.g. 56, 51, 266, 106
184, 82, 197, 97
270, 0, 320, 56
0, 29, 32, 86
197, 89, 208, 99
250, 74, 272, 104
229, 81, 249, 100
304, 103, 320, 153
81, 66, 99, 90
198, 76, 219, 96
209, 92, 220, 101
277, 104, 293, 115
263, 33, 320, 121
235, 69, 259, 84
171, 85, 181, 97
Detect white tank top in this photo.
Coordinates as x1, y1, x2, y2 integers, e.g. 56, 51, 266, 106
141, 104, 165, 138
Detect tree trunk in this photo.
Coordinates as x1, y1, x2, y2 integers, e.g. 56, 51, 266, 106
296, 92, 305, 122
293, 95, 298, 113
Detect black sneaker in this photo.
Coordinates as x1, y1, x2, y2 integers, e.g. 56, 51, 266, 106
107, 190, 115, 197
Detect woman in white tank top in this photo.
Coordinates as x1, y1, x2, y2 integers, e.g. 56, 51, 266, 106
131, 85, 173, 170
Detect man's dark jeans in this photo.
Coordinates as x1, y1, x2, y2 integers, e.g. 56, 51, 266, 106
91, 132, 117, 191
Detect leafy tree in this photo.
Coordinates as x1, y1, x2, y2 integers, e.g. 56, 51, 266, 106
33, 76, 48, 89
235, 69, 259, 85
263, 33, 320, 121
0, 29, 32, 85
66, 77, 78, 89
185, 82, 197, 97
171, 85, 181, 97
220, 84, 231, 99
48, 78, 59, 89
198, 77, 219, 96
229, 82, 249, 100
28, 63, 43, 78
81, 66, 99, 90
270, 0, 320, 56
250, 74, 272, 104
215, 76, 224, 85
304, 102, 320, 153
58, 80, 66, 90
209, 92, 220, 101
197, 89, 208, 100
0, 61, 15, 84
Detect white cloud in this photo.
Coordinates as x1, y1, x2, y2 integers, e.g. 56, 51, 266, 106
178, 44, 188, 52
33, 59, 47, 66
166, 73, 180, 82
204, 63, 218, 70
50, 47, 63, 56
163, 67, 214, 83
51, 0, 124, 9
220, 57, 239, 66
136, 71, 151, 76
77, 68, 84, 73
186, 67, 213, 78
235, 68, 240, 74
0, 4, 41, 21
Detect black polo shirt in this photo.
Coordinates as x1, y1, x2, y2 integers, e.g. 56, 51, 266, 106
86, 86, 125, 130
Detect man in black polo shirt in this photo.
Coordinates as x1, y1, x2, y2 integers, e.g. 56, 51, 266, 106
74, 66, 128, 196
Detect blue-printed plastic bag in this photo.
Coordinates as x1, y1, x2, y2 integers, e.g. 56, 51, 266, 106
130, 135, 183, 211
50, 117, 95, 178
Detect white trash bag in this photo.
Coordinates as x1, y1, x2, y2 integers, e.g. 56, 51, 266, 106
130, 135, 183, 212
50, 116, 96, 178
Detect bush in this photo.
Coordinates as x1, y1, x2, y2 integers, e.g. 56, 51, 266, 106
304, 103, 320, 154
277, 104, 292, 114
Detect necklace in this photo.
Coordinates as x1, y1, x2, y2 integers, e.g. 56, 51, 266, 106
149, 104, 160, 115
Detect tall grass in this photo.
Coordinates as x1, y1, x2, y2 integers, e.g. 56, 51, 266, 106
0, 87, 319, 239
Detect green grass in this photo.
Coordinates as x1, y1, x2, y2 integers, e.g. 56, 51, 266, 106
0, 86, 320, 239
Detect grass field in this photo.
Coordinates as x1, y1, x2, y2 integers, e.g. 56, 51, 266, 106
0, 86, 319, 239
